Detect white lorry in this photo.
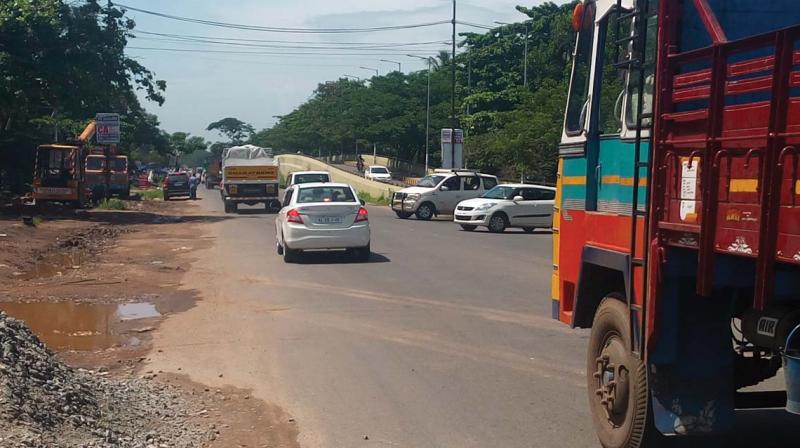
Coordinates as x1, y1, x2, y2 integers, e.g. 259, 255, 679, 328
220, 145, 281, 213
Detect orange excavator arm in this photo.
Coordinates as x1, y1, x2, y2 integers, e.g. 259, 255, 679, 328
78, 120, 96, 143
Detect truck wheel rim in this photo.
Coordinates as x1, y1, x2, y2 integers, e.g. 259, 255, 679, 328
593, 334, 630, 424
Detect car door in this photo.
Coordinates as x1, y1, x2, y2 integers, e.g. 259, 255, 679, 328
462, 175, 481, 199
277, 187, 295, 242
533, 188, 556, 227
509, 188, 538, 226
436, 176, 462, 214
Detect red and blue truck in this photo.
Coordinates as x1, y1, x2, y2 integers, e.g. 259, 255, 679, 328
552, 0, 800, 446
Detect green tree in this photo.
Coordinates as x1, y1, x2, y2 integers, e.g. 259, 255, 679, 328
206, 118, 255, 145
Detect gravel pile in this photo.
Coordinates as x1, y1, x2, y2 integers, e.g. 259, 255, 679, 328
0, 312, 213, 447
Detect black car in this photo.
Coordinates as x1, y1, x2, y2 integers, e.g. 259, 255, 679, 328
162, 172, 191, 200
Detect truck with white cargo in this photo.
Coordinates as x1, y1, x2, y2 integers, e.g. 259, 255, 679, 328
220, 145, 280, 213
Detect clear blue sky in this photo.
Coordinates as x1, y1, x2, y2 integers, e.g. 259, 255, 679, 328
123, 0, 549, 141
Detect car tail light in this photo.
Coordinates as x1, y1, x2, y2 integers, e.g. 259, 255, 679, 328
163, 177, 170, 186
287, 208, 303, 224
354, 207, 368, 223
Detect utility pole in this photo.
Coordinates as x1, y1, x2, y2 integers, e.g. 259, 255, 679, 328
408, 54, 433, 173
523, 22, 529, 87
450, 0, 457, 168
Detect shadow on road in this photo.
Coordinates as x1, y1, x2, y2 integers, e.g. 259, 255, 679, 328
460, 228, 553, 235
294, 250, 390, 265
234, 208, 279, 216
665, 409, 800, 448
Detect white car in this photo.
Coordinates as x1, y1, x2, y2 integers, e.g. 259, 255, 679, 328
276, 182, 371, 262
365, 165, 392, 182
287, 171, 330, 187
391, 170, 499, 220
453, 184, 555, 233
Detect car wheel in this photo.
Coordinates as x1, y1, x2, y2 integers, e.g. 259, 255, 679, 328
460, 224, 477, 232
283, 244, 299, 263
276, 240, 284, 255
395, 211, 412, 219
523, 227, 535, 233
488, 213, 508, 233
415, 202, 434, 221
353, 243, 371, 262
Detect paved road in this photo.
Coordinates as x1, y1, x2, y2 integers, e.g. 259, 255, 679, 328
149, 186, 800, 448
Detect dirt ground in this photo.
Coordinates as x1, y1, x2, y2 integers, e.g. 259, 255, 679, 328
0, 197, 299, 447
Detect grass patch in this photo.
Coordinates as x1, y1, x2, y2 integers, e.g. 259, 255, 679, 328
137, 189, 163, 201
97, 198, 127, 210
358, 191, 392, 206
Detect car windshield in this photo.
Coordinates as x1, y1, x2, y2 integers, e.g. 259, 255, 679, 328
370, 167, 388, 174
294, 173, 329, 184
481, 186, 516, 200
297, 186, 356, 203
416, 175, 445, 188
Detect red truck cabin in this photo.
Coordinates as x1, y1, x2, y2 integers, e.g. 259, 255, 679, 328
552, 0, 800, 446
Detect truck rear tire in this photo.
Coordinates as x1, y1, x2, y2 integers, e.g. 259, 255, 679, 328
587, 298, 660, 448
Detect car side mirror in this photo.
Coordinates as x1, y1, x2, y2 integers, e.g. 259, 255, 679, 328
360, 199, 366, 206
513, 195, 524, 202
440, 185, 449, 191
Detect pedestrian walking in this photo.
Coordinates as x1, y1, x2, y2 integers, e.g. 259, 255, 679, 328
189, 172, 199, 200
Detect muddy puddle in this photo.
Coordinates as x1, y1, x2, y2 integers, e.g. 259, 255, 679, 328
0, 301, 161, 351
21, 250, 88, 280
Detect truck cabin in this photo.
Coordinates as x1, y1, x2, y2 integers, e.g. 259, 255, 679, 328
554, 0, 800, 443
35, 145, 78, 188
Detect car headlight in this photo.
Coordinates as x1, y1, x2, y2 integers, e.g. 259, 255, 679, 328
405, 193, 421, 201
474, 202, 497, 211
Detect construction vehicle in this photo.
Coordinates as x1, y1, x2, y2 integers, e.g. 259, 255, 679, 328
85, 149, 130, 200
32, 121, 97, 206
220, 145, 280, 213
205, 159, 221, 189
551, 1, 800, 446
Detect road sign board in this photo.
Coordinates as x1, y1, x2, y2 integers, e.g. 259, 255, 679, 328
95, 113, 120, 144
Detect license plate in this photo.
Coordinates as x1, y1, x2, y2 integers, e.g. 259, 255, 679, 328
315, 216, 343, 224
173, 182, 185, 186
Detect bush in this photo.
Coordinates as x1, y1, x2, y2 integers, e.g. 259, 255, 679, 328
357, 191, 392, 206
97, 198, 127, 210
137, 189, 162, 201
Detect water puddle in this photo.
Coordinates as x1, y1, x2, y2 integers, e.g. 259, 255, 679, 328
21, 250, 88, 280
0, 301, 161, 351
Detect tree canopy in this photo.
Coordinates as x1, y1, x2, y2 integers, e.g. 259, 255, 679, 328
0, 0, 168, 190
206, 118, 255, 145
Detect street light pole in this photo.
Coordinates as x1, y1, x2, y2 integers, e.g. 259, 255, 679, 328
450, 0, 457, 168
379, 59, 402, 72
408, 54, 433, 173
360, 66, 378, 76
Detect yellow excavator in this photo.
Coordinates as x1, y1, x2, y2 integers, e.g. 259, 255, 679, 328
31, 121, 96, 206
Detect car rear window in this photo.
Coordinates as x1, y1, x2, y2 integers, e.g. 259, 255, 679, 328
86, 158, 103, 171
168, 174, 188, 181
297, 186, 356, 203
294, 173, 329, 184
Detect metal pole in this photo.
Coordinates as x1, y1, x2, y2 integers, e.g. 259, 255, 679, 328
373, 142, 377, 161
425, 57, 431, 173
523, 23, 529, 88
380, 59, 402, 72
450, 0, 457, 168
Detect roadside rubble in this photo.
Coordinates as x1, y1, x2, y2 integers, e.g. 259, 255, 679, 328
0, 311, 213, 448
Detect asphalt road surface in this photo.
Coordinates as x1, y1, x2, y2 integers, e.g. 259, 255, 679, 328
149, 186, 800, 448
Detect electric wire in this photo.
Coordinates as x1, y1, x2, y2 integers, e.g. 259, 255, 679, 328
133, 30, 451, 47
126, 46, 440, 57
114, 3, 451, 34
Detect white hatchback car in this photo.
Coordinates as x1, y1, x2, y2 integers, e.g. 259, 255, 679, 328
453, 184, 555, 233
365, 165, 392, 182
276, 183, 370, 262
